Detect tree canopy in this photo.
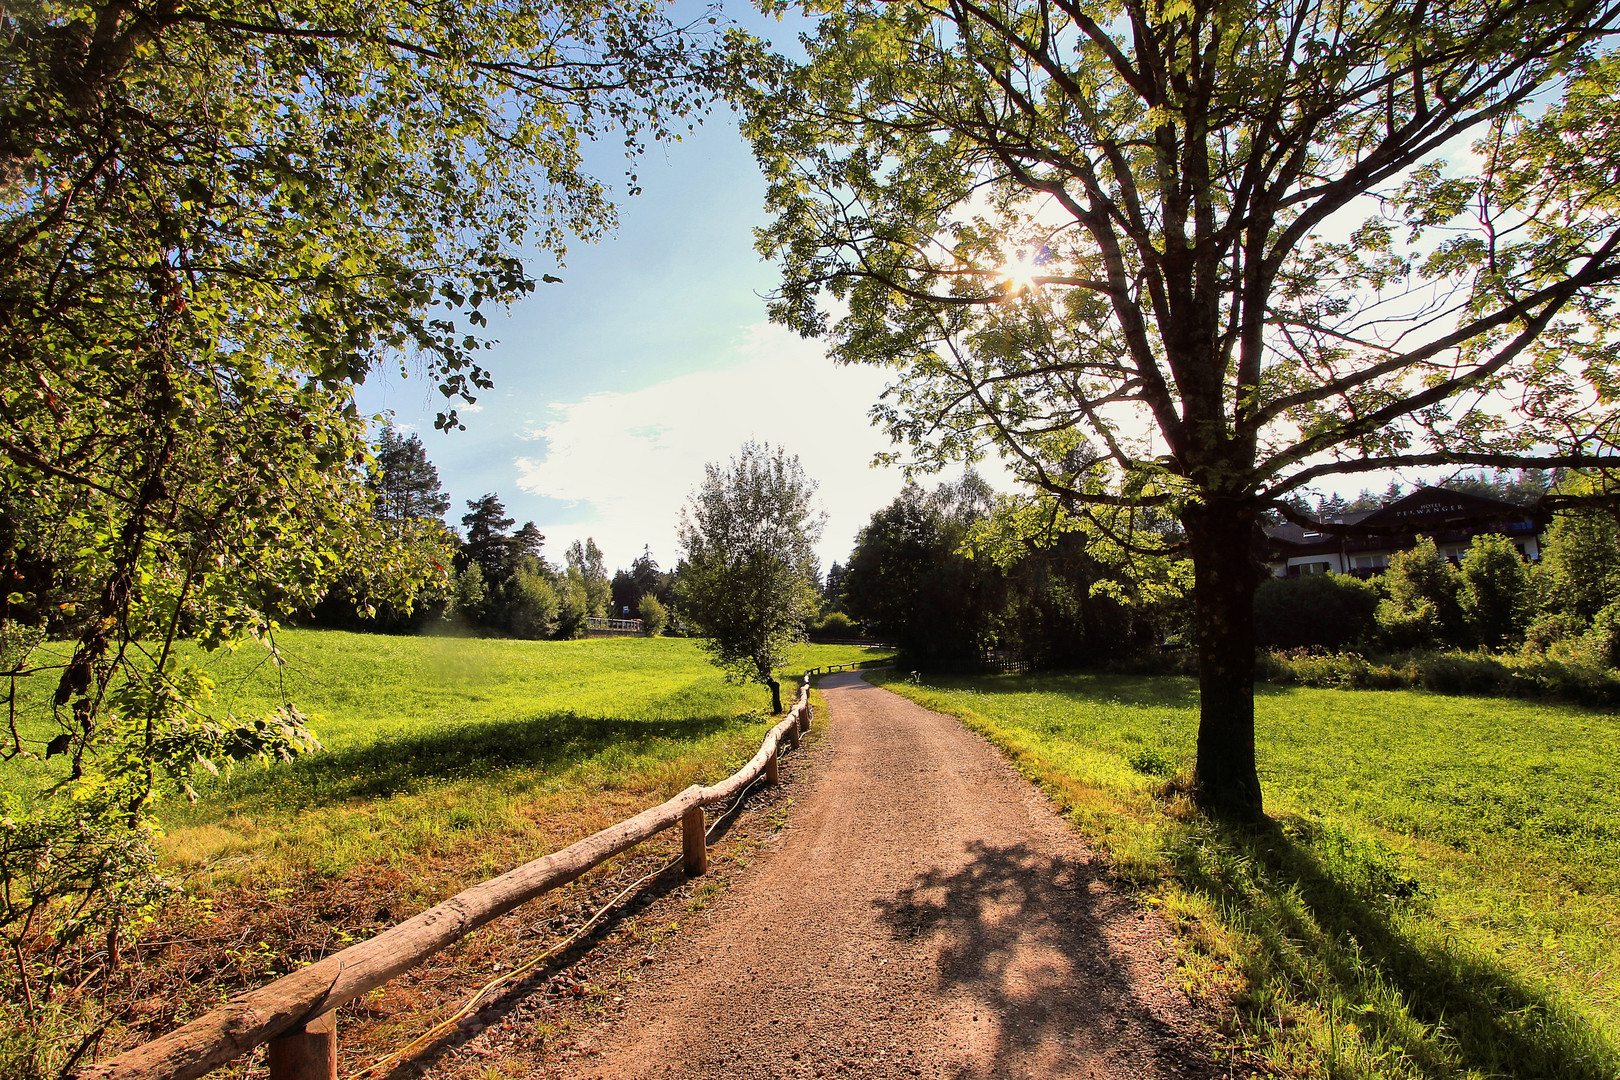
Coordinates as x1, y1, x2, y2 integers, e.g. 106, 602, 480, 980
372, 426, 452, 527
0, 0, 748, 1037
746, 0, 1620, 818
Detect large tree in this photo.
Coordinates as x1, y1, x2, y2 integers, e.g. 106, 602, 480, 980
746, 0, 1620, 819
0, 0, 743, 1041
844, 477, 1002, 667
678, 441, 825, 713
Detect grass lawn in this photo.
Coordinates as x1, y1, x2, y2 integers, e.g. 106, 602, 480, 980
871, 670, 1620, 1080
4, 631, 888, 1075
7, 631, 889, 893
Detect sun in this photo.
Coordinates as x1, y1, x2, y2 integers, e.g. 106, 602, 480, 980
999, 246, 1042, 295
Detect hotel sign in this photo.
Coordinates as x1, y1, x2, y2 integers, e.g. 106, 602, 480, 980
1393, 502, 1464, 518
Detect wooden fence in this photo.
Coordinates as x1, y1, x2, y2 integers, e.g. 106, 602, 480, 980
803, 660, 889, 677
79, 676, 818, 1080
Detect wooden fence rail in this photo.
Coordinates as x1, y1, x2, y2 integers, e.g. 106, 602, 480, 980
79, 676, 818, 1080
803, 660, 891, 677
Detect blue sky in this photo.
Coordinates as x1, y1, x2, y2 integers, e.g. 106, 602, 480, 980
355, 61, 928, 575
354, 4, 1441, 578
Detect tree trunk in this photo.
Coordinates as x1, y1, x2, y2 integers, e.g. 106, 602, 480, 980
1183, 499, 1265, 823
768, 678, 782, 715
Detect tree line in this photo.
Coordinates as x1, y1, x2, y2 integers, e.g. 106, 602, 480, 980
820, 468, 1620, 680
314, 425, 676, 640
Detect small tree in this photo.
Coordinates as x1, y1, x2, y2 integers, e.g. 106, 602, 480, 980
1459, 534, 1532, 648
450, 564, 489, 627
503, 559, 561, 640
637, 593, 669, 637
566, 539, 612, 618
1538, 505, 1620, 626
678, 442, 825, 713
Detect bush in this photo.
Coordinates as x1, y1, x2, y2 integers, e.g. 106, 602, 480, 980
1539, 504, 1620, 623
503, 566, 560, 639
810, 611, 859, 638
1379, 538, 1466, 648
1526, 610, 1585, 652
1459, 533, 1531, 646
1254, 573, 1382, 650
1258, 649, 1399, 690
1127, 745, 1178, 776
1259, 647, 1620, 706
1579, 601, 1620, 670
637, 593, 668, 637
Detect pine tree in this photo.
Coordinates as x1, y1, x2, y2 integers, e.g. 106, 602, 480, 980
461, 494, 516, 581
371, 425, 452, 525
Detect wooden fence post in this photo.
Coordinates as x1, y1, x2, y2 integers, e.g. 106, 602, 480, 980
787, 719, 800, 750
681, 805, 707, 876
766, 748, 779, 785
800, 702, 813, 733
267, 1011, 336, 1080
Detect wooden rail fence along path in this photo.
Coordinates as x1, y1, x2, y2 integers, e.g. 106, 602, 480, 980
79, 677, 819, 1080
804, 660, 891, 677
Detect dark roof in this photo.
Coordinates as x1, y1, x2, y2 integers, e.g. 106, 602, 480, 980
1265, 508, 1374, 546
1264, 486, 1546, 556
1356, 486, 1542, 532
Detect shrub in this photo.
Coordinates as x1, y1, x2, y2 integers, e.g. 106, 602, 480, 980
448, 563, 488, 624
1526, 610, 1585, 652
1375, 597, 1442, 650
1254, 573, 1382, 650
637, 593, 669, 637
1260, 647, 1620, 706
1258, 649, 1397, 690
503, 566, 559, 639
1379, 538, 1466, 648
1127, 745, 1177, 776
1539, 505, 1620, 623
1579, 601, 1620, 670
810, 611, 859, 638
1459, 533, 1532, 646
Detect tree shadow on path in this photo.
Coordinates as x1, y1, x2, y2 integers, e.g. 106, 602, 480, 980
876, 840, 1227, 1079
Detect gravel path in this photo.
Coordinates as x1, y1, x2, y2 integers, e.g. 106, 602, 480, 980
553, 672, 1233, 1080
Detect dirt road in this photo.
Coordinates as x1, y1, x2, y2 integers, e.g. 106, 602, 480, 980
552, 672, 1231, 1080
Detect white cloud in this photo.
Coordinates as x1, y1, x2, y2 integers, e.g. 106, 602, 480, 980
514, 323, 1010, 571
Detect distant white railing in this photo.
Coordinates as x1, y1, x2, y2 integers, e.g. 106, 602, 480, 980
584, 616, 644, 635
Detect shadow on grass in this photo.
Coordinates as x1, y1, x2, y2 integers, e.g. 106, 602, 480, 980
1175, 815, 1620, 1079
193, 710, 749, 813
889, 669, 1205, 711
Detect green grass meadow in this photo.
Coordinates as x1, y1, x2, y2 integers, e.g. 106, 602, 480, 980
7, 632, 888, 896
871, 670, 1620, 1080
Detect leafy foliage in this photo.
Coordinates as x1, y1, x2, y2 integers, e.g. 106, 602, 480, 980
1254, 574, 1382, 652
1538, 505, 1620, 627
1377, 539, 1466, 650
371, 427, 452, 527
637, 593, 669, 637
677, 442, 824, 708
843, 480, 1000, 668
1459, 534, 1532, 647
0, 0, 745, 1045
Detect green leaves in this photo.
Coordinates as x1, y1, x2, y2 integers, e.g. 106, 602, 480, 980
745, 0, 1620, 512
677, 442, 825, 693
0, 0, 751, 1027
